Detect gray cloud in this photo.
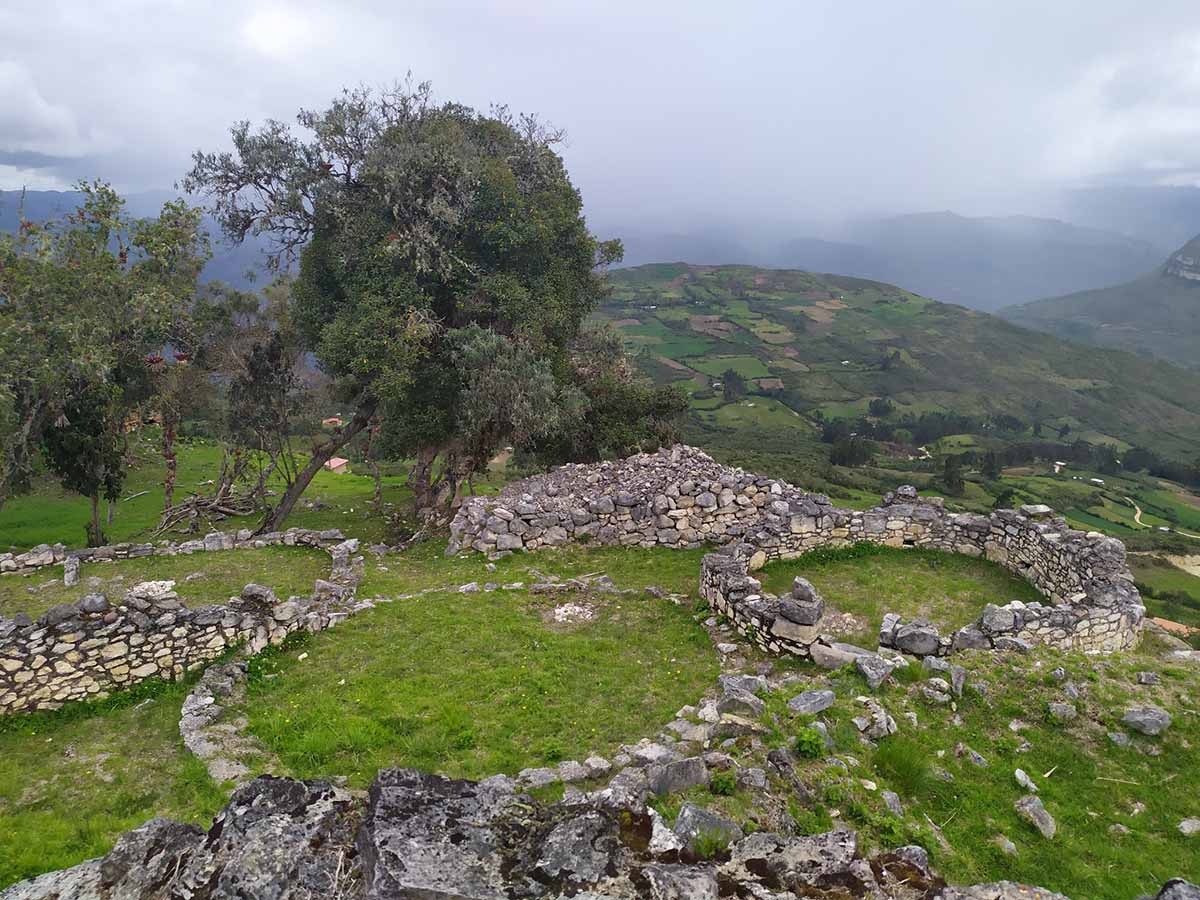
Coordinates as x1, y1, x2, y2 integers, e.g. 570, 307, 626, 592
2, 0, 1200, 228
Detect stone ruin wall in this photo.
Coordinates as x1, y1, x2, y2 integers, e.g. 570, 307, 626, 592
0, 528, 364, 715
449, 445, 1144, 657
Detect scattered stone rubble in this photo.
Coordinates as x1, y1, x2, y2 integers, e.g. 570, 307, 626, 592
179, 659, 273, 786
0, 531, 364, 714
453, 445, 1142, 657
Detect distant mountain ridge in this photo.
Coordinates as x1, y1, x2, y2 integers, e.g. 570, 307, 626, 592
606, 211, 1164, 313
1001, 235, 1200, 369
596, 262, 1200, 461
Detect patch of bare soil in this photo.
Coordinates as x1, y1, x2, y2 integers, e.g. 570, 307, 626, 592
755, 378, 785, 391
770, 358, 809, 371
655, 355, 695, 373
1166, 555, 1200, 578
799, 307, 835, 324
815, 299, 847, 310
689, 315, 737, 338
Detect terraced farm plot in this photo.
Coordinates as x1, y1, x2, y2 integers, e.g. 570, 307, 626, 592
689, 355, 773, 379
706, 398, 810, 432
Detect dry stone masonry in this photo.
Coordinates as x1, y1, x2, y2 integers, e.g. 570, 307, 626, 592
450, 445, 1144, 657
0, 529, 364, 715
0, 525, 351, 577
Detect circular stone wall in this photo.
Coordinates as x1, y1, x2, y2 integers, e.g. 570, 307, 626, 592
449, 445, 1144, 657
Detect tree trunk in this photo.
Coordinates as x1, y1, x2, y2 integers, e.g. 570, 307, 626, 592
255, 402, 376, 534
368, 457, 383, 513
409, 445, 439, 512
162, 412, 178, 515
88, 494, 103, 547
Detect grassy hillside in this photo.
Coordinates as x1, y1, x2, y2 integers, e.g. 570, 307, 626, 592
600, 263, 1200, 460
1002, 237, 1200, 369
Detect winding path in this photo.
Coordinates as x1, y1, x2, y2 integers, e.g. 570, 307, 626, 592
1124, 497, 1148, 528
1124, 496, 1200, 540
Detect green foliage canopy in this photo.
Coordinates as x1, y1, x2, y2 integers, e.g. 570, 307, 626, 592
186, 82, 679, 519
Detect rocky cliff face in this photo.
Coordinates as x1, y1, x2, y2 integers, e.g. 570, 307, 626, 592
3, 770, 1195, 900
1165, 236, 1200, 281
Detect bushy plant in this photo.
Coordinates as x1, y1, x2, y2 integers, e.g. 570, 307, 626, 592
795, 726, 825, 759
709, 770, 737, 796
691, 828, 731, 860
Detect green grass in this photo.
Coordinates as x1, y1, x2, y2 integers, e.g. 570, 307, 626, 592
747, 638, 1200, 900
707, 398, 810, 432
240, 559, 718, 784
600, 262, 1200, 469
0, 432, 513, 552
758, 544, 1043, 642
688, 355, 773, 379
0, 546, 331, 621
0, 678, 226, 888
1130, 556, 1200, 629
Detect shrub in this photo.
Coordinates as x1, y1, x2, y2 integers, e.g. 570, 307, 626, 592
691, 828, 731, 860
795, 726, 825, 759
709, 770, 737, 796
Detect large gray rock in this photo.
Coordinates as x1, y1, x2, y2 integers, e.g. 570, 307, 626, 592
672, 803, 743, 851
360, 768, 635, 898
893, 622, 941, 656
855, 653, 894, 690
725, 830, 866, 892
360, 769, 519, 898
62, 555, 80, 587
1123, 705, 1172, 735
788, 689, 835, 715
646, 757, 710, 797
778, 577, 824, 625
642, 864, 720, 899
1157, 880, 1200, 900
716, 688, 765, 718
1015, 794, 1056, 839
810, 642, 861, 670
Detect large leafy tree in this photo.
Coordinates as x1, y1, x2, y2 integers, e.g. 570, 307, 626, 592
186, 82, 675, 529
0, 184, 209, 541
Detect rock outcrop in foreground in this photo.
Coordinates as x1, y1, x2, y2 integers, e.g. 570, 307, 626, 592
3, 770, 1192, 900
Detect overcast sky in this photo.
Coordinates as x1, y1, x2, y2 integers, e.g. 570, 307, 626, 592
4, 0, 1200, 229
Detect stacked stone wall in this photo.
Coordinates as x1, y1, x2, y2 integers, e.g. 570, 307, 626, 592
450, 445, 1144, 656
0, 530, 363, 715
0, 526, 350, 577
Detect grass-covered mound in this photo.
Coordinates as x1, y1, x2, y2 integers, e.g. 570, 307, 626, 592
757, 544, 1043, 643
0, 546, 331, 620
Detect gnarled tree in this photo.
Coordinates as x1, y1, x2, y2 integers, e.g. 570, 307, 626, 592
186, 81, 681, 529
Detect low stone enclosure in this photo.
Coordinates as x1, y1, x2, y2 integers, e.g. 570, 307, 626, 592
0, 528, 366, 715
450, 445, 1145, 659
